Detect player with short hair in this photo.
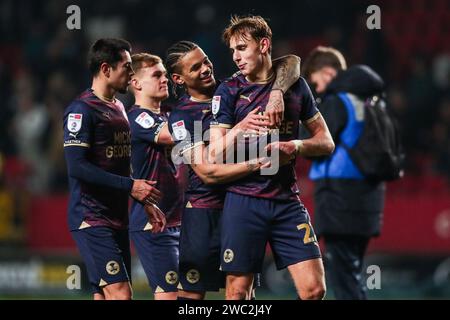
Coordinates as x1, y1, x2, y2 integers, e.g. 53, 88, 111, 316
128, 52, 183, 300
165, 40, 301, 300
64, 38, 162, 300
210, 16, 335, 300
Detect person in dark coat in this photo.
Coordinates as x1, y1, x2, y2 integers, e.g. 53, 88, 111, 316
302, 46, 386, 300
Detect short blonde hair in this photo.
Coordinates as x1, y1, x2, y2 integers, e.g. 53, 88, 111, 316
222, 15, 272, 52
131, 53, 162, 75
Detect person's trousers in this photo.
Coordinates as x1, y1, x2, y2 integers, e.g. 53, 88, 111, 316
322, 234, 371, 300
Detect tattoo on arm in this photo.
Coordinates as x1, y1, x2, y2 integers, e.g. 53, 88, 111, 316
272, 55, 301, 92
273, 59, 288, 91
269, 94, 283, 111
246, 162, 257, 172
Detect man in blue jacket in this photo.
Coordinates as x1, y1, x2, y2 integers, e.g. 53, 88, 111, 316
302, 46, 386, 300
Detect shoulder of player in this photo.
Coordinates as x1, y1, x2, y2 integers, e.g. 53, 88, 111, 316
114, 98, 126, 111
220, 71, 244, 87
291, 76, 307, 90
167, 107, 190, 125
128, 105, 149, 117
64, 99, 91, 117
299, 76, 316, 92
170, 94, 193, 112
129, 108, 162, 131
283, 76, 310, 96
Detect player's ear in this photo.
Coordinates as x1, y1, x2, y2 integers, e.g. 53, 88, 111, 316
100, 62, 111, 78
172, 73, 184, 86
260, 38, 271, 54
131, 78, 141, 91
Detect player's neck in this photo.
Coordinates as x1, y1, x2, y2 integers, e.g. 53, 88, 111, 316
246, 59, 273, 83
91, 79, 116, 103
188, 87, 214, 102
135, 96, 161, 113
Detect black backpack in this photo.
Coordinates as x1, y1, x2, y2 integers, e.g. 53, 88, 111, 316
342, 94, 405, 181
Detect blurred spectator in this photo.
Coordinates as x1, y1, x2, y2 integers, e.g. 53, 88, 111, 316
10, 71, 50, 193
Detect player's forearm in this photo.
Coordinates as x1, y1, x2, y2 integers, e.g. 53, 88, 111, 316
272, 55, 301, 93
208, 126, 242, 163
155, 124, 175, 146
193, 161, 260, 185
65, 147, 133, 191
295, 112, 335, 157
292, 134, 335, 157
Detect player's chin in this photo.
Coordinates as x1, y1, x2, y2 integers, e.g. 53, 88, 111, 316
238, 69, 248, 77
202, 78, 216, 89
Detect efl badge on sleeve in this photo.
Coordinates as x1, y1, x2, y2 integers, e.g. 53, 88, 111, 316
212, 96, 221, 116
171, 120, 187, 141
68, 113, 82, 133
135, 112, 155, 129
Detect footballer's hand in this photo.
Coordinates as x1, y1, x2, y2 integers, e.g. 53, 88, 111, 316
236, 107, 270, 135
265, 89, 284, 128
265, 141, 296, 166
131, 179, 162, 204
144, 204, 167, 233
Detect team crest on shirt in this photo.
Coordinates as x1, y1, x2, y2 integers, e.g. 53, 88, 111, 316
186, 269, 200, 284
106, 260, 120, 275
165, 271, 179, 285
68, 113, 82, 133
135, 112, 155, 129
171, 120, 187, 140
212, 96, 221, 115
223, 249, 234, 263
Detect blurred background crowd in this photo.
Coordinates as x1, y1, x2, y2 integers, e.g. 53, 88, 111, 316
0, 0, 449, 298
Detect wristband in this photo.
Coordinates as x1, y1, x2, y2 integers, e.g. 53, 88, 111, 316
292, 140, 303, 155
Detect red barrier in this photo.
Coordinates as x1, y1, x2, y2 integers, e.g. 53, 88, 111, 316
368, 195, 450, 253
27, 195, 74, 251
27, 184, 450, 254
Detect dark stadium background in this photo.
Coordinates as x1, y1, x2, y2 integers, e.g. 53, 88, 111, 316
0, 0, 449, 299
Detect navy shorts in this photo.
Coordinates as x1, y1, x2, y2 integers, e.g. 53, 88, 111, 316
71, 226, 131, 294
178, 207, 225, 292
130, 226, 180, 293
221, 192, 321, 273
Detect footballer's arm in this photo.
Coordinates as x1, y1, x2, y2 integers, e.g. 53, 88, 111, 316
208, 108, 269, 163
65, 146, 162, 203
272, 55, 301, 93
183, 143, 264, 185
154, 123, 175, 146
265, 113, 335, 160
266, 55, 302, 127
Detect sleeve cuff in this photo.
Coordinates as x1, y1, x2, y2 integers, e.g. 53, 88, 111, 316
303, 112, 321, 124
122, 177, 134, 192
210, 123, 233, 129
154, 122, 167, 144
